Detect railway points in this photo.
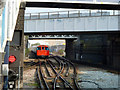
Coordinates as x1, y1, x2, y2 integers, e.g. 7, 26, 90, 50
23, 56, 119, 89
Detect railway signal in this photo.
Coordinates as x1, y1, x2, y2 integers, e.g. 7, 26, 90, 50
9, 55, 16, 63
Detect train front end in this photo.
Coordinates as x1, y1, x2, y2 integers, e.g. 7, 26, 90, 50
36, 45, 49, 58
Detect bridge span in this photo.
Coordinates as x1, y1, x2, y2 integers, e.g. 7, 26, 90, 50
24, 10, 120, 34
23, 0, 120, 10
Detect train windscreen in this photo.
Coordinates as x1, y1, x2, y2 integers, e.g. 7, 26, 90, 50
42, 47, 44, 50
37, 47, 41, 50
45, 47, 49, 50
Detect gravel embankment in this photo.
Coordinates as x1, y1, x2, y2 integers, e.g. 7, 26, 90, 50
23, 68, 38, 89
77, 65, 119, 89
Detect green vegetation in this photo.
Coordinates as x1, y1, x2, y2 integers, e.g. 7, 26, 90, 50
27, 83, 39, 87
25, 36, 29, 40
25, 48, 30, 57
57, 49, 64, 55
31, 43, 40, 46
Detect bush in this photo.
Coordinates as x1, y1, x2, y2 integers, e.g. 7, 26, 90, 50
31, 43, 40, 46
57, 49, 64, 55
25, 48, 30, 57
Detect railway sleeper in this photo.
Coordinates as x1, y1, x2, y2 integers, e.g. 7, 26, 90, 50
64, 82, 71, 88
56, 83, 61, 88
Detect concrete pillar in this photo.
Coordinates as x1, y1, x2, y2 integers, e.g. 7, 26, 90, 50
107, 34, 120, 71
0, 52, 5, 89
65, 39, 75, 61
74, 36, 80, 61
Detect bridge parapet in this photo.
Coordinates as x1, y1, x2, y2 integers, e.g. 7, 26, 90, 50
25, 10, 120, 20
24, 14, 120, 34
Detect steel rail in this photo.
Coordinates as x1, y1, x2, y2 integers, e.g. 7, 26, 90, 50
36, 67, 44, 89
44, 61, 52, 77
46, 59, 74, 90
24, 61, 39, 71
65, 62, 70, 77
49, 60, 56, 69
39, 61, 50, 90
52, 56, 62, 70
56, 56, 80, 90
49, 56, 65, 89
54, 56, 69, 75
53, 59, 65, 90
52, 56, 67, 89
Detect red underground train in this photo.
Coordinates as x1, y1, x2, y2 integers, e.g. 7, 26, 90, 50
36, 45, 49, 58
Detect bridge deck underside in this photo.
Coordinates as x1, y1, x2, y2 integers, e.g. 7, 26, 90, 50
25, 2, 120, 10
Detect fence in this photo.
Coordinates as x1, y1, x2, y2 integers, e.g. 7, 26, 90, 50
25, 10, 120, 20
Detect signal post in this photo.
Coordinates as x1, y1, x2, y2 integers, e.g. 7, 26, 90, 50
8, 3, 25, 89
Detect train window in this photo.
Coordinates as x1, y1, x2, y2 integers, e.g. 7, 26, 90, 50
37, 47, 41, 50
45, 47, 49, 50
42, 47, 44, 50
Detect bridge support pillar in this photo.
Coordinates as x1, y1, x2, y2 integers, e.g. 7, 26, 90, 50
65, 39, 75, 61
0, 52, 5, 89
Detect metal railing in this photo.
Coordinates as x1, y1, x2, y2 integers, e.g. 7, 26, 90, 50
25, 10, 120, 20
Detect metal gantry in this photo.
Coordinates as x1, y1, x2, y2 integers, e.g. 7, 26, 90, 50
29, 35, 78, 39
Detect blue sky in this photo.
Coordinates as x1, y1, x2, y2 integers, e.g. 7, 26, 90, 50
25, 8, 82, 13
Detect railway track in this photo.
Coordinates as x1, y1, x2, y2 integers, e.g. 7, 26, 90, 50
36, 56, 80, 90
24, 59, 40, 71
